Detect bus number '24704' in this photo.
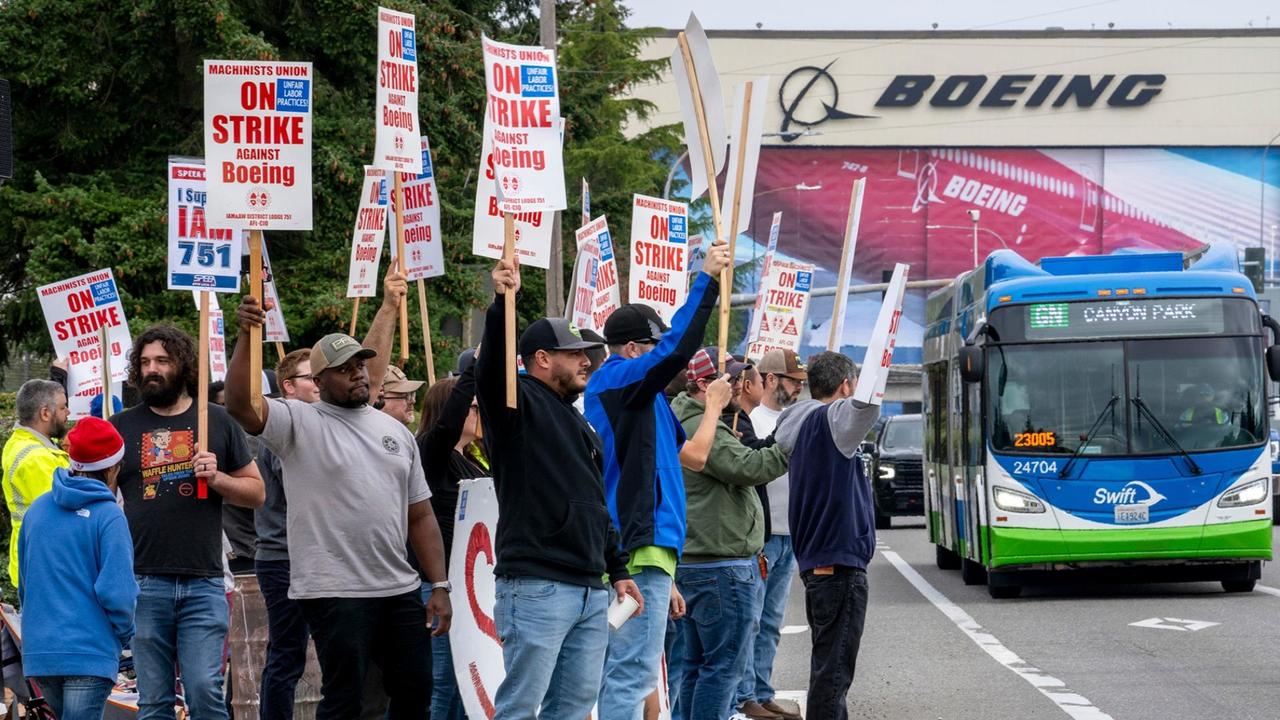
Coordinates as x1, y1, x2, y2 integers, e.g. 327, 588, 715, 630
1012, 460, 1058, 475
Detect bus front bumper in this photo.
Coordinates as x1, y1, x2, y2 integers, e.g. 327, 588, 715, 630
987, 519, 1273, 569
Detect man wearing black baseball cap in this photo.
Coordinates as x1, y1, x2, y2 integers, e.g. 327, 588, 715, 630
476, 257, 642, 720
585, 241, 731, 720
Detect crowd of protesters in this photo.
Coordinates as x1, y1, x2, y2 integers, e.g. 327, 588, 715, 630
1, 239, 883, 720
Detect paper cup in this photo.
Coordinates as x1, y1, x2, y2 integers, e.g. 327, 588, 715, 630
607, 594, 640, 630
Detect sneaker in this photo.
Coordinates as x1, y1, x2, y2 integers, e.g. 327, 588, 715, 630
762, 699, 803, 719
739, 700, 784, 720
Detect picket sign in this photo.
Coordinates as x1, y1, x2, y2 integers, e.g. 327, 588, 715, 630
260, 240, 289, 344
746, 258, 814, 362
573, 216, 621, 332
570, 224, 601, 332
191, 292, 228, 383
628, 195, 690, 325
564, 179, 593, 320
669, 13, 726, 202
482, 36, 566, 215
167, 158, 243, 292
38, 270, 131, 420
828, 178, 867, 351
852, 263, 909, 406
346, 166, 390, 299
374, 7, 423, 174
746, 211, 784, 346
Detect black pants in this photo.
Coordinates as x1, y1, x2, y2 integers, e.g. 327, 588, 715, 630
298, 591, 432, 720
256, 559, 310, 720
801, 567, 869, 720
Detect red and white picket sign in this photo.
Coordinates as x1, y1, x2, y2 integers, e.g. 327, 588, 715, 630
628, 195, 690, 325
191, 292, 228, 383
347, 167, 390, 298
394, 137, 445, 280
374, 6, 422, 174
449, 479, 504, 720
746, 258, 815, 362
575, 216, 621, 332
37, 269, 132, 419
852, 263, 909, 405
260, 241, 290, 343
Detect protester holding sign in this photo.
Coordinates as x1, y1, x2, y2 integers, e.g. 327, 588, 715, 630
111, 326, 264, 720
583, 241, 729, 720
774, 352, 882, 720
476, 256, 642, 720
226, 266, 451, 720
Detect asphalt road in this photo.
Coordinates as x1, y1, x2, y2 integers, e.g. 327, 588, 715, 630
765, 518, 1280, 720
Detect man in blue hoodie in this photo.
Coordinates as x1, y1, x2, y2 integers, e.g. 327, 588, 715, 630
18, 416, 138, 720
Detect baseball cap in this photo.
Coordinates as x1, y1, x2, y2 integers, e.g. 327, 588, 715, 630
518, 318, 604, 359
688, 347, 748, 381
454, 347, 478, 376
310, 333, 377, 375
756, 349, 808, 380
603, 304, 669, 345
383, 365, 425, 394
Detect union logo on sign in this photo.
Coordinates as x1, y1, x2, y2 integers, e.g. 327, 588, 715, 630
394, 135, 405, 151
246, 188, 272, 209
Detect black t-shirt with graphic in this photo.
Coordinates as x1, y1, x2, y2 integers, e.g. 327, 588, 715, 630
112, 401, 253, 577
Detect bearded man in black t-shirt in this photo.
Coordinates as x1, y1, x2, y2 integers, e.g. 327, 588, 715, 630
111, 325, 264, 720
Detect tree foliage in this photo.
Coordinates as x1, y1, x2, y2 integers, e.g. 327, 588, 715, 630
0, 0, 679, 379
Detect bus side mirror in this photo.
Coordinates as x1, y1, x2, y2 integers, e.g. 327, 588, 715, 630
959, 345, 984, 383
1267, 346, 1280, 382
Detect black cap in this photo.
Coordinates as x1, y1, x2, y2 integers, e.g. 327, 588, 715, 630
454, 347, 477, 376
603, 304, 669, 345
518, 317, 604, 359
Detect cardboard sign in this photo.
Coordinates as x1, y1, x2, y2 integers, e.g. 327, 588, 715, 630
396, 137, 445, 280
720, 77, 770, 236
167, 158, 244, 292
746, 212, 783, 344
628, 194, 690, 325
347, 166, 390, 298
374, 7, 422, 174
192, 292, 228, 383
852, 263, 909, 405
575, 216, 620, 332
746, 257, 814, 362
37, 269, 132, 419
261, 241, 289, 343
449, 478, 504, 720
471, 127, 554, 269
669, 13, 726, 201
204, 60, 313, 230
482, 36, 566, 214
570, 233, 601, 333
829, 178, 867, 350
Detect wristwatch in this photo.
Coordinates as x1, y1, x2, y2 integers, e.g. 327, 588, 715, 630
430, 580, 452, 593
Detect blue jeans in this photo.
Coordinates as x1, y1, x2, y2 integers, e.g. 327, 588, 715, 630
256, 559, 309, 720
599, 567, 673, 720
425, 585, 466, 720
734, 561, 766, 708
31, 675, 114, 720
753, 535, 796, 702
493, 575, 609, 720
133, 574, 230, 720
673, 562, 756, 720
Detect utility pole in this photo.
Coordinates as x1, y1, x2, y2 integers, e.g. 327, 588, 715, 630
541, 0, 565, 316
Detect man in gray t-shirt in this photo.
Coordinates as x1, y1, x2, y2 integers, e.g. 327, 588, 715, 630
227, 270, 452, 720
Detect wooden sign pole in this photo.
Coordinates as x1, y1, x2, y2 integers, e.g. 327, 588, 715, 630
677, 31, 728, 372
718, 81, 754, 371
97, 324, 111, 420
197, 289, 210, 499
394, 173, 409, 364
275, 341, 286, 362
503, 213, 517, 409
349, 297, 361, 336
417, 279, 436, 386
828, 178, 866, 352
248, 231, 264, 420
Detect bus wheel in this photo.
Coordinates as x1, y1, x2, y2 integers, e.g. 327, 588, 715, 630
935, 544, 961, 570
987, 572, 1022, 599
1222, 579, 1256, 593
961, 558, 987, 585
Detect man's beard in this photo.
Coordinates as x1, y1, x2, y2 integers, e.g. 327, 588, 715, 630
774, 385, 796, 408
141, 372, 184, 408
551, 365, 585, 397
50, 417, 69, 440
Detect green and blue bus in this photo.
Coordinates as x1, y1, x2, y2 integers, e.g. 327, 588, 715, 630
923, 246, 1276, 598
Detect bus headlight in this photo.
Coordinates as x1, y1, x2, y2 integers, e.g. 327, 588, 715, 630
1217, 478, 1269, 508
878, 464, 896, 480
993, 486, 1046, 513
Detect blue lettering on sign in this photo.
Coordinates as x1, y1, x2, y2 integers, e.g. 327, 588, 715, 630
171, 274, 238, 291
795, 271, 813, 292
215, 316, 224, 334
520, 65, 555, 97
275, 79, 311, 112
668, 215, 687, 242
418, 149, 434, 180
378, 179, 388, 205
457, 489, 468, 522
598, 231, 615, 262
90, 280, 118, 306
400, 29, 417, 62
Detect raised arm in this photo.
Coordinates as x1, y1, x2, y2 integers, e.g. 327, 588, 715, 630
827, 398, 882, 459
702, 426, 789, 487
475, 257, 521, 427
362, 267, 408, 394
679, 375, 732, 472
227, 296, 270, 435
420, 364, 477, 470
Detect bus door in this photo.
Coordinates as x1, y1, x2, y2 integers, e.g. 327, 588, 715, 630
950, 359, 967, 555
962, 378, 985, 563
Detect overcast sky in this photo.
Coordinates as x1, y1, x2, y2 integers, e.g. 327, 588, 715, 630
621, 0, 1278, 31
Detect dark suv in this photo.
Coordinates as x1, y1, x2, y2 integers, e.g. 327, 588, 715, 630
861, 414, 924, 530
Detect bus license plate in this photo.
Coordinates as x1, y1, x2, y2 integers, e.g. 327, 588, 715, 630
1115, 504, 1149, 524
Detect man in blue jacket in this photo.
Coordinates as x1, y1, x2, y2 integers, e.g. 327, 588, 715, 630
18, 416, 138, 720
585, 241, 730, 720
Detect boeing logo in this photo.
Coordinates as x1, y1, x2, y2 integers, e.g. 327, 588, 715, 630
1093, 481, 1168, 507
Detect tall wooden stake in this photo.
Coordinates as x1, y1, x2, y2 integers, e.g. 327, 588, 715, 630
718, 81, 754, 370
275, 341, 285, 362
677, 31, 728, 371
394, 173, 410, 364
248, 231, 264, 420
828, 179, 866, 352
197, 289, 210, 499
98, 324, 111, 420
417, 278, 436, 386
503, 213, 518, 409
349, 297, 361, 336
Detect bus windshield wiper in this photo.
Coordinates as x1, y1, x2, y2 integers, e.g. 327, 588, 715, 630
1059, 394, 1119, 479
1131, 397, 1202, 475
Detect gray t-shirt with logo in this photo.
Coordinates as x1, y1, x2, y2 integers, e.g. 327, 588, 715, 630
259, 398, 430, 599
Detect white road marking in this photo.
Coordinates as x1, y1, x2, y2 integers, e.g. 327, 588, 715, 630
1129, 617, 1219, 632
881, 550, 1113, 720
1255, 584, 1280, 598
773, 690, 807, 718
780, 625, 809, 635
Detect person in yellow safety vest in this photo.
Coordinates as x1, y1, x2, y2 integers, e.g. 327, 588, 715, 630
1178, 384, 1229, 426
2, 379, 71, 588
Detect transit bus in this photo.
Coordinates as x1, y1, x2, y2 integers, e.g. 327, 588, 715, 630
923, 246, 1277, 598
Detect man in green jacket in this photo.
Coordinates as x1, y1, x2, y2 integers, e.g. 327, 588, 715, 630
668, 348, 789, 720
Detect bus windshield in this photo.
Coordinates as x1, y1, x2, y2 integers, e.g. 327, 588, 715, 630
989, 336, 1265, 456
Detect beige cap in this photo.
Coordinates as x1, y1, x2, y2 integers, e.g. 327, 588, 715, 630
383, 365, 425, 394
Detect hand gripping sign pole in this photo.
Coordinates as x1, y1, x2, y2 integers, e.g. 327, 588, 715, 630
828, 178, 867, 352
395, 173, 410, 365
97, 324, 112, 420
197, 289, 210, 498
675, 32, 728, 371
503, 213, 518, 409
717, 81, 755, 370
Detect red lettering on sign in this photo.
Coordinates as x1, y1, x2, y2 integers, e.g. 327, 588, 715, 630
469, 662, 496, 719
466, 522, 499, 644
